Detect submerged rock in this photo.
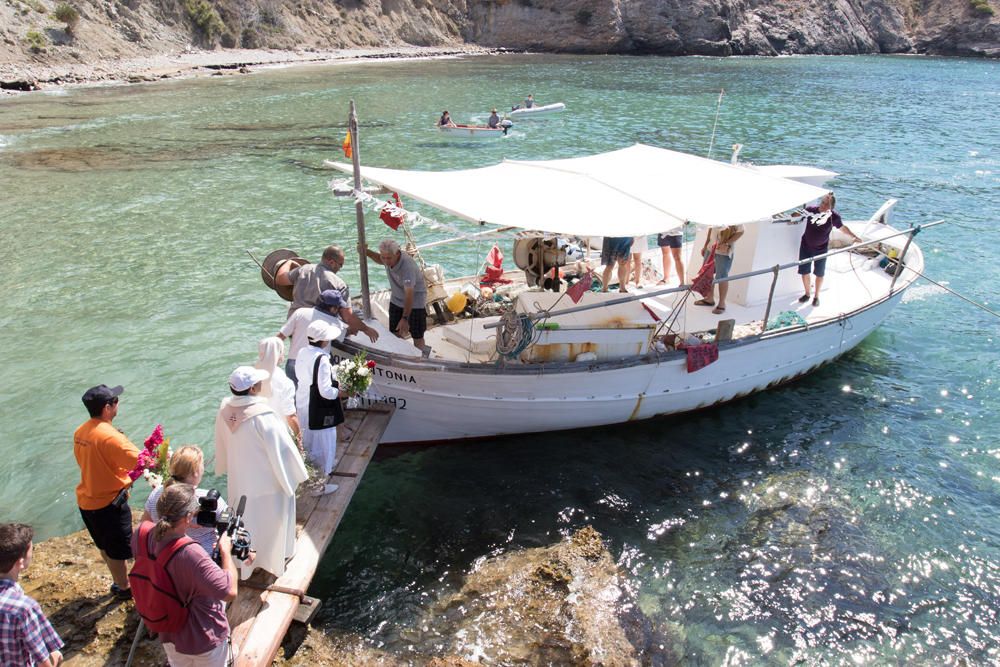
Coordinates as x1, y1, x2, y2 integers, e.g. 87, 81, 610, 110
393, 526, 669, 666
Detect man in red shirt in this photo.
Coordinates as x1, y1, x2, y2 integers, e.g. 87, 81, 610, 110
73, 384, 139, 600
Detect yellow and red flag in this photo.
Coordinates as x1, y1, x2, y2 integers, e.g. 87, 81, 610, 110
342, 133, 352, 158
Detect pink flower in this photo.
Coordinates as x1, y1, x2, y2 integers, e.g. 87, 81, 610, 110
143, 424, 164, 449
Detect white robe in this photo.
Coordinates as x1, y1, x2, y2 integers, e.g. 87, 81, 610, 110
295, 346, 340, 476
214, 395, 309, 580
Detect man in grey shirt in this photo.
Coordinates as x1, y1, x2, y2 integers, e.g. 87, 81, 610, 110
286, 245, 349, 317
364, 239, 428, 352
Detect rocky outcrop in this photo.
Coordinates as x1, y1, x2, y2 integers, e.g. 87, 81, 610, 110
23, 524, 666, 664
1, 0, 997, 72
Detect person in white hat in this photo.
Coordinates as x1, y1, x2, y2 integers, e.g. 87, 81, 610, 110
214, 365, 308, 579
294, 320, 344, 494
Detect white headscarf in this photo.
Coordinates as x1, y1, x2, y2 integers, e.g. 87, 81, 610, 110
255, 337, 285, 398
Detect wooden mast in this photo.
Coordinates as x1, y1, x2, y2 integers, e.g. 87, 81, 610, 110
349, 100, 373, 320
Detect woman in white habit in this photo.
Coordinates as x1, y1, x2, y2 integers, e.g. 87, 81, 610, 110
255, 336, 301, 444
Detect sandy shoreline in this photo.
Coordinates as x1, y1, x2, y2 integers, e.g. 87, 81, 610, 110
0, 44, 498, 96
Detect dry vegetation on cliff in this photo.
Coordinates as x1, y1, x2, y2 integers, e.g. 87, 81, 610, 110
1, 0, 997, 91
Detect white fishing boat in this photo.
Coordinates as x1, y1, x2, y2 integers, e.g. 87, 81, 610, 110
437, 122, 512, 140
294, 108, 937, 445
509, 102, 566, 119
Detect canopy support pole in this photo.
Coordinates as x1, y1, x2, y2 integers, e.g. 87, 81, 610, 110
761, 264, 780, 332
889, 224, 916, 294
349, 100, 372, 320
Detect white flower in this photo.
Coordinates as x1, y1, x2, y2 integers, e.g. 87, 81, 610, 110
358, 367, 369, 377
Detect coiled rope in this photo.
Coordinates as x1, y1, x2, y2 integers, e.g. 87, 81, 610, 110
495, 308, 536, 359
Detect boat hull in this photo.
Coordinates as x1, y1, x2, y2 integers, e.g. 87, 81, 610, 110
437, 125, 507, 140
334, 289, 904, 444
509, 103, 566, 118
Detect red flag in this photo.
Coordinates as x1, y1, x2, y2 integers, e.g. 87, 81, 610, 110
566, 270, 593, 304
686, 343, 719, 372
342, 133, 352, 159
379, 192, 404, 230
483, 244, 504, 281
691, 245, 716, 298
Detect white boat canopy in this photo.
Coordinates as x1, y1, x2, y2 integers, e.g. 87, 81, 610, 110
329, 143, 832, 236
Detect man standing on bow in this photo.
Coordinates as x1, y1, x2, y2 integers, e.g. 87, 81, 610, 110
74, 384, 139, 600
214, 367, 308, 579
797, 192, 861, 307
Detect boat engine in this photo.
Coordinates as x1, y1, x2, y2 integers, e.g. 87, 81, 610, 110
513, 236, 567, 290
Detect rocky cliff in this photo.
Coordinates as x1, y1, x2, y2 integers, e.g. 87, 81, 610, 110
1, 0, 997, 70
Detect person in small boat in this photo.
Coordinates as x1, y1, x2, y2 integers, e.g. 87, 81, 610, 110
600, 236, 633, 293
797, 192, 861, 307
695, 224, 745, 314
363, 239, 429, 353
657, 226, 685, 285
487, 109, 501, 129
525, 94, 535, 108
439, 110, 456, 127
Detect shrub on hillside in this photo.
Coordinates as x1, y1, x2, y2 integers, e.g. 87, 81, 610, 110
970, 0, 995, 15
53, 2, 80, 34
24, 29, 46, 52
575, 8, 592, 25
183, 0, 225, 42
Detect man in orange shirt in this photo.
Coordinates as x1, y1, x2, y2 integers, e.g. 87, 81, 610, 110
74, 384, 139, 600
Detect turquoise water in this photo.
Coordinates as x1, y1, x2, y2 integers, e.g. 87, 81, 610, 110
2, 53, 999, 662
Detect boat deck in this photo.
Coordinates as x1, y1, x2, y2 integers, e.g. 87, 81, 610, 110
357, 237, 917, 365
227, 405, 394, 666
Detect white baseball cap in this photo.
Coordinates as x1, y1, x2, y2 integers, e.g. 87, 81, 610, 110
306, 319, 342, 342
229, 366, 269, 392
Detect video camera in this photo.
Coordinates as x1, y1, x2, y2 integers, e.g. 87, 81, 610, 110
197, 491, 252, 563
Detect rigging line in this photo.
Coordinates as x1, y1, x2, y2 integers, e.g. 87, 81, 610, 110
707, 88, 725, 159
898, 265, 1000, 320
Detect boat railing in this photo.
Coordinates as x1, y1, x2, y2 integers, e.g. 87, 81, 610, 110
482, 220, 944, 331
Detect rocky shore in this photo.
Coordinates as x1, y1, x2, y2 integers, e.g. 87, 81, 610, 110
0, 45, 495, 95
22, 522, 656, 664
2, 0, 997, 96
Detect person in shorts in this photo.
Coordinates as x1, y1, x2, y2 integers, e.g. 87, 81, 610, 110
797, 192, 861, 307
656, 226, 685, 285
364, 239, 429, 353
695, 225, 745, 314
600, 236, 633, 293
73, 384, 139, 600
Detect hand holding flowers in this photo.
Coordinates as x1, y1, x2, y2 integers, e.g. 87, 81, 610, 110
127, 424, 172, 487
336, 351, 377, 397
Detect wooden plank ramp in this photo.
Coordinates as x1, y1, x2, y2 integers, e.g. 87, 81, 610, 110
227, 405, 394, 666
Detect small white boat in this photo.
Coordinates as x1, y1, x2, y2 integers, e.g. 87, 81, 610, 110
437, 122, 511, 140
509, 102, 566, 119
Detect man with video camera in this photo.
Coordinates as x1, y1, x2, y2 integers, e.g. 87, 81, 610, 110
130, 484, 237, 667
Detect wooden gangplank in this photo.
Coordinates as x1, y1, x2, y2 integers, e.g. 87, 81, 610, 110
227, 405, 394, 666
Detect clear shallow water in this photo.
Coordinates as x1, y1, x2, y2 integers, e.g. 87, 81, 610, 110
1, 53, 999, 663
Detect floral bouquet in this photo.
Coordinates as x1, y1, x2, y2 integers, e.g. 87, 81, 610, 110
127, 424, 172, 488
336, 351, 377, 401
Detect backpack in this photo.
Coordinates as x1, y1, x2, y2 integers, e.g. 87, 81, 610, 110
128, 521, 195, 632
